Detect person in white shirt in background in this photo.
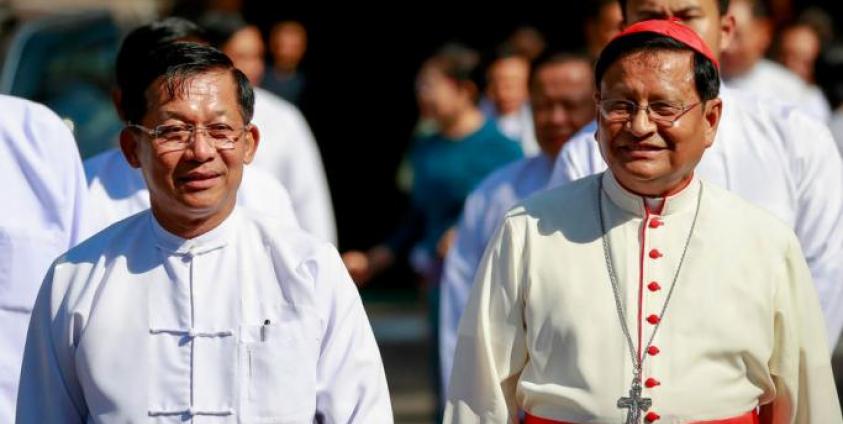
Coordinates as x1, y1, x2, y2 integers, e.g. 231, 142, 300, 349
0, 95, 93, 424
720, 0, 831, 122
200, 11, 336, 244
16, 41, 391, 423
439, 53, 595, 393
446, 19, 841, 423
479, 49, 539, 155
85, 18, 299, 234
549, 0, 843, 348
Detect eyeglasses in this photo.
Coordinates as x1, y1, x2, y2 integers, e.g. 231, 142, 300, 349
127, 122, 250, 153
598, 99, 702, 127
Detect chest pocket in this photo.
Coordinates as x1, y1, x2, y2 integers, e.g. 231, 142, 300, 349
239, 305, 321, 422
0, 227, 65, 311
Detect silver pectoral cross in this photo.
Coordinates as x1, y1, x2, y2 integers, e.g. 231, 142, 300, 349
617, 380, 652, 424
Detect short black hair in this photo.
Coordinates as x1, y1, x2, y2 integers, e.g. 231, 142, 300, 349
619, 0, 730, 17
198, 11, 251, 49
528, 51, 593, 89
115, 17, 206, 91
119, 41, 254, 125
594, 32, 720, 101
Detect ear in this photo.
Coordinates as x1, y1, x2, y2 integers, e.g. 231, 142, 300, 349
242, 124, 260, 164
702, 97, 723, 149
719, 14, 737, 53
119, 127, 142, 169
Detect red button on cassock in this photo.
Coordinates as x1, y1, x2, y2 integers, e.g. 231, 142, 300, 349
645, 411, 661, 422
645, 378, 661, 388
647, 282, 661, 292
649, 249, 663, 259
647, 346, 660, 356
646, 314, 661, 325
649, 219, 663, 229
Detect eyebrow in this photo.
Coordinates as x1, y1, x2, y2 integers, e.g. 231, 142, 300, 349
157, 110, 230, 122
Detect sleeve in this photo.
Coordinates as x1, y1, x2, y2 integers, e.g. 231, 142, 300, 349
545, 122, 606, 189
439, 188, 490, 393
762, 235, 843, 424
28, 102, 94, 247
443, 216, 529, 423
312, 245, 393, 423
284, 110, 337, 245
785, 111, 843, 346
16, 264, 87, 423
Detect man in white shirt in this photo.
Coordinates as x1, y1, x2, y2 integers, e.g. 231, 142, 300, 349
720, 0, 830, 121
439, 53, 595, 390
84, 18, 299, 234
201, 12, 336, 244
446, 19, 840, 423
0, 95, 92, 424
17, 41, 391, 423
549, 0, 843, 347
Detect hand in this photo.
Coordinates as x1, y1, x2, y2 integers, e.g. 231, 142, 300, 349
342, 250, 372, 285
436, 227, 457, 259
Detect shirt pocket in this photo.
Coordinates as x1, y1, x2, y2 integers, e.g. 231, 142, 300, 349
0, 227, 65, 311
239, 305, 320, 422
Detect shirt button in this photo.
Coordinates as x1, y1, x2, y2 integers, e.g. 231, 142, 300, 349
649, 219, 663, 229
649, 249, 663, 259
646, 314, 661, 325
647, 346, 660, 356
645, 411, 661, 422
647, 281, 661, 292
645, 378, 661, 388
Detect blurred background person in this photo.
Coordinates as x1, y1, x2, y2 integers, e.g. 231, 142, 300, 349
200, 11, 337, 244
721, 0, 831, 121
479, 48, 537, 155
505, 25, 546, 62
439, 52, 595, 396
583, 0, 624, 60
262, 20, 307, 106
342, 43, 523, 415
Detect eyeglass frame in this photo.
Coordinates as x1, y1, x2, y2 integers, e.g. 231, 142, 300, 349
596, 98, 704, 128
126, 122, 252, 152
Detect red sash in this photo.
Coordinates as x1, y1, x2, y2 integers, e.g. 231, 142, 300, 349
524, 409, 759, 424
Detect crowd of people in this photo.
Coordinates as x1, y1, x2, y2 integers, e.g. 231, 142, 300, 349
2, 0, 843, 422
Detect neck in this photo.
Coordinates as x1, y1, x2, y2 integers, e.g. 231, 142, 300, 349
440, 107, 484, 139
150, 201, 235, 239
618, 173, 694, 198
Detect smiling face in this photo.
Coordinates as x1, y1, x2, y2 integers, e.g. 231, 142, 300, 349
121, 69, 258, 230
596, 49, 721, 196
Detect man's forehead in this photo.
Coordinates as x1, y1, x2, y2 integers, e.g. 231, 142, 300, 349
628, 0, 712, 16
602, 50, 695, 89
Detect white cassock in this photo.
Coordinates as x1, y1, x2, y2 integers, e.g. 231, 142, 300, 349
446, 172, 842, 423
16, 207, 392, 423
251, 87, 337, 244
84, 148, 299, 234
0, 95, 93, 424
726, 59, 831, 122
439, 151, 558, 390
548, 85, 843, 346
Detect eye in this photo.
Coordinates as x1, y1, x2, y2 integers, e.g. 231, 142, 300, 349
206, 123, 235, 139
156, 124, 191, 140
649, 102, 682, 117
606, 100, 634, 113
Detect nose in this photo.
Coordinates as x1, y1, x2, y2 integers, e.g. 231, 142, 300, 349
626, 106, 656, 138
185, 129, 216, 162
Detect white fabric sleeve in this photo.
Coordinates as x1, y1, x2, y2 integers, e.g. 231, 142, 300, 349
444, 216, 529, 423
439, 188, 490, 394
784, 110, 843, 346
16, 264, 87, 423
311, 245, 393, 423
284, 110, 337, 245
763, 234, 843, 423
